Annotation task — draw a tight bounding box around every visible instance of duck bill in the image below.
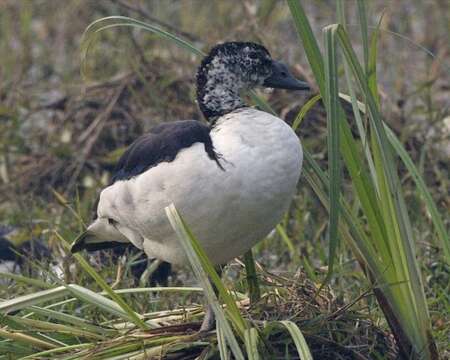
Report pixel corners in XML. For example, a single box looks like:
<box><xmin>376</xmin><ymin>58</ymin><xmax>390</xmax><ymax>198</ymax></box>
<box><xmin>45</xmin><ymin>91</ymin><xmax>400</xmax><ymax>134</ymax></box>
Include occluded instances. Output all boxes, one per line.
<box><xmin>263</xmin><ymin>60</ymin><xmax>310</xmax><ymax>91</ymax></box>
<box><xmin>70</xmin><ymin>219</ymin><xmax>128</xmax><ymax>253</ymax></box>
<box><xmin>70</xmin><ymin>229</ymin><xmax>127</xmax><ymax>252</ymax></box>
<box><xmin>70</xmin><ymin>230</ymin><xmax>92</xmax><ymax>253</ymax></box>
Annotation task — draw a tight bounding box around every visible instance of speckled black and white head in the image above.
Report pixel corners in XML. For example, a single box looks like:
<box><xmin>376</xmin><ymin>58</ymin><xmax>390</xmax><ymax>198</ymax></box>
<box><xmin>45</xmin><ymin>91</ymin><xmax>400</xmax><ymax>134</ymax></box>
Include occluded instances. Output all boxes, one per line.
<box><xmin>196</xmin><ymin>41</ymin><xmax>309</xmax><ymax>121</ymax></box>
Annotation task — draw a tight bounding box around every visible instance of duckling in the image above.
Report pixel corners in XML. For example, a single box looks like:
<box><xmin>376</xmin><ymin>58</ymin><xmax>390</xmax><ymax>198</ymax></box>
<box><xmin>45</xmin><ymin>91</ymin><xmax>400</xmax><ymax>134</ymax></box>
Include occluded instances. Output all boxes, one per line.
<box><xmin>71</xmin><ymin>42</ymin><xmax>309</xmax><ymax>331</ymax></box>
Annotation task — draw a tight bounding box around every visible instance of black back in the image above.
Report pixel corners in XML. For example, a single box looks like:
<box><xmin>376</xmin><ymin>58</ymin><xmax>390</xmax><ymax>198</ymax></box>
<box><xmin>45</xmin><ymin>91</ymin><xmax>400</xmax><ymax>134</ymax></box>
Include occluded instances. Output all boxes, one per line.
<box><xmin>111</xmin><ymin>120</ymin><xmax>223</xmax><ymax>183</ymax></box>
<box><xmin>85</xmin><ymin>120</ymin><xmax>223</xmax><ymax>283</ymax></box>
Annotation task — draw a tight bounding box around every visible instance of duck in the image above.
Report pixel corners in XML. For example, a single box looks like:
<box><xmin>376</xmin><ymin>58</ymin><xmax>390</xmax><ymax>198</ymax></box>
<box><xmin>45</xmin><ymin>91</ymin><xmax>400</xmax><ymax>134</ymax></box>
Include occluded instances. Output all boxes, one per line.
<box><xmin>71</xmin><ymin>41</ymin><xmax>309</xmax><ymax>330</ymax></box>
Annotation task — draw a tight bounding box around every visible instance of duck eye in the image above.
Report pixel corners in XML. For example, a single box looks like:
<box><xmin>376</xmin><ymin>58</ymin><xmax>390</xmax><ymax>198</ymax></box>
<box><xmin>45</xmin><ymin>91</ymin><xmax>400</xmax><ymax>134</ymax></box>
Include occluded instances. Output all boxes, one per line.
<box><xmin>108</xmin><ymin>218</ymin><xmax>117</xmax><ymax>225</ymax></box>
<box><xmin>281</xmin><ymin>71</ymin><xmax>287</xmax><ymax>77</ymax></box>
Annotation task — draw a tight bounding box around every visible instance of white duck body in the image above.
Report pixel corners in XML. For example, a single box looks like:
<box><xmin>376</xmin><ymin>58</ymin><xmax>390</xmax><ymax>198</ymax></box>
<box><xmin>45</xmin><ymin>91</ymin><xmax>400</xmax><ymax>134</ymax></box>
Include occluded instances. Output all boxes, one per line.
<box><xmin>94</xmin><ymin>108</ymin><xmax>302</xmax><ymax>265</ymax></box>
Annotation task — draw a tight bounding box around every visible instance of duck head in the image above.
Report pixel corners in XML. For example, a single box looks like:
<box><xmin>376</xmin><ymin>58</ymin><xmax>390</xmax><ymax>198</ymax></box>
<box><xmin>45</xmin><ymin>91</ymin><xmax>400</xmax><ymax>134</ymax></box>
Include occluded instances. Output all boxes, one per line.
<box><xmin>196</xmin><ymin>42</ymin><xmax>309</xmax><ymax>121</ymax></box>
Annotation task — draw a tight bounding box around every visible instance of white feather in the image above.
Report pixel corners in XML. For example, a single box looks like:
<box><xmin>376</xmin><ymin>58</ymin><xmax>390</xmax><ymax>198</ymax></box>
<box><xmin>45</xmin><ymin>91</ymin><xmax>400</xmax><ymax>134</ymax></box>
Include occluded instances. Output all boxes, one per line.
<box><xmin>95</xmin><ymin>108</ymin><xmax>302</xmax><ymax>265</ymax></box>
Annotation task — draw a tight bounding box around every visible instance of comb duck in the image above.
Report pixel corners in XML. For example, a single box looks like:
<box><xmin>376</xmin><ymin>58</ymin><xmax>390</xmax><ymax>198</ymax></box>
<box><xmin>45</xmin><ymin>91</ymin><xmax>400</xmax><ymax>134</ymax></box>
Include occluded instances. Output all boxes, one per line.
<box><xmin>71</xmin><ymin>41</ymin><xmax>309</xmax><ymax>330</ymax></box>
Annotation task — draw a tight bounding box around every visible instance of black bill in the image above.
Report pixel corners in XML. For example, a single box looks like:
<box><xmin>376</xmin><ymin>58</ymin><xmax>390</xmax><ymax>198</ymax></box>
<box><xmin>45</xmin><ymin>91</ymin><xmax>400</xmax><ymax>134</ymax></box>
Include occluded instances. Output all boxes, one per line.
<box><xmin>263</xmin><ymin>60</ymin><xmax>310</xmax><ymax>91</ymax></box>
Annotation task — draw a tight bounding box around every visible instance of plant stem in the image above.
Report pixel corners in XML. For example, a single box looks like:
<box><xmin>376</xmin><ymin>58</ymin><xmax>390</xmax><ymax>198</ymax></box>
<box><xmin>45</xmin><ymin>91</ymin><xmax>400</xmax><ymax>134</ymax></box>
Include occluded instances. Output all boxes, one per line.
<box><xmin>243</xmin><ymin>249</ymin><xmax>260</xmax><ymax>304</ymax></box>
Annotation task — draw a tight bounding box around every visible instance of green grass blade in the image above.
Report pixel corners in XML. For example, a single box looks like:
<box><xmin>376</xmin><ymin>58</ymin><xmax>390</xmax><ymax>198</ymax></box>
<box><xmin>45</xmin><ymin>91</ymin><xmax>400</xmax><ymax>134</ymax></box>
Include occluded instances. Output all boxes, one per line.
<box><xmin>27</xmin><ymin>306</ymin><xmax>114</xmax><ymax>336</ymax></box>
<box><xmin>5</xmin><ymin>315</ymin><xmax>104</xmax><ymax>340</ymax></box>
<box><xmin>244</xmin><ymin>328</ymin><xmax>260</xmax><ymax>360</ymax></box>
<box><xmin>275</xmin><ymin>224</ymin><xmax>296</xmax><ymax>258</ymax></box>
<box><xmin>368</xmin><ymin>13</ymin><xmax>383</xmax><ymax>106</ymax></box>
<box><xmin>303</xmin><ymin>153</ymin><xmax>394</xmax><ymax>295</ymax></box>
<box><xmin>288</xmin><ymin>0</ymin><xmax>390</xmax><ymax>276</ymax></box>
<box><xmin>19</xmin><ymin>343</ymin><xmax>92</xmax><ymax>360</ymax></box>
<box><xmin>356</xmin><ymin>0</ymin><xmax>369</xmax><ymax>73</ymax></box>
<box><xmin>0</xmin><ymin>272</ymin><xmax>55</xmax><ymax>289</ymax></box>
<box><xmin>0</xmin><ymin>286</ymin><xmax>69</xmax><ymax>314</ymax></box>
<box><xmin>337</xmin><ymin>92</ymin><xmax>449</xmax><ymax>263</ymax></box>
<box><xmin>289</xmin><ymin>0</ymin><xmax>345</xmax><ymax>287</ymax></box>
<box><xmin>335</xmin><ymin>25</ymin><xmax>396</xmax><ymax>189</ymax></box>
<box><xmin>165</xmin><ymin>204</ymin><xmax>245</xmax><ymax>360</ymax></box>
<box><xmin>338</xmin><ymin>22</ymin><xmax>428</xmax><ymax>287</ymax></box>
<box><xmin>385</xmin><ymin>127</ymin><xmax>449</xmax><ymax>263</ymax></box>
<box><xmin>59</xmin><ymin>232</ymin><xmax>149</xmax><ymax>330</ymax></box>
<box><xmin>217</xmin><ymin>324</ymin><xmax>230</xmax><ymax>360</ymax></box>
<box><xmin>243</xmin><ymin>250</ymin><xmax>260</xmax><ymax>304</ymax></box>
<box><xmin>81</xmin><ymin>16</ymin><xmax>204</xmax><ymax>79</ymax></box>
<box><xmin>338</xmin><ymin>2</ymin><xmax>378</xmax><ymax>186</ymax></box>
<box><xmin>65</xmin><ymin>284</ymin><xmax>146</xmax><ymax>325</ymax></box>
<box><xmin>322</xmin><ymin>24</ymin><xmax>342</xmax><ymax>283</ymax></box>
<box><xmin>249</xmin><ymin>91</ymin><xmax>277</xmax><ymax>115</ymax></box>
<box><xmin>0</xmin><ymin>328</ymin><xmax>57</xmax><ymax>350</ymax></box>
<box><xmin>335</xmin><ymin>22</ymin><xmax>436</xmax><ymax>358</ymax></box>
<box><xmin>289</xmin><ymin>3</ymin><xmax>387</xmax><ymax>249</ymax></box>
<box><xmin>165</xmin><ymin>204</ymin><xmax>247</xmax><ymax>335</ymax></box>
<box><xmin>265</xmin><ymin>321</ymin><xmax>312</xmax><ymax>360</ymax></box>
<box><xmin>104</xmin><ymin>286</ymin><xmax>203</xmax><ymax>294</ymax></box>
<box><xmin>286</xmin><ymin>0</ymin><xmax>325</xmax><ymax>92</ymax></box>
<box><xmin>291</xmin><ymin>93</ymin><xmax>322</xmax><ymax>131</ymax></box>
<box><xmin>279</xmin><ymin>321</ymin><xmax>313</xmax><ymax>360</ymax></box>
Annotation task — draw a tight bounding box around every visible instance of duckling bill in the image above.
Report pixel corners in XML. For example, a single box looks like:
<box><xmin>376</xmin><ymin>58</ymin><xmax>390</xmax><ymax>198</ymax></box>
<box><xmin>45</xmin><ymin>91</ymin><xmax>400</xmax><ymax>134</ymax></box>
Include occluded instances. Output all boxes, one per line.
<box><xmin>71</xmin><ymin>41</ymin><xmax>309</xmax><ymax>331</ymax></box>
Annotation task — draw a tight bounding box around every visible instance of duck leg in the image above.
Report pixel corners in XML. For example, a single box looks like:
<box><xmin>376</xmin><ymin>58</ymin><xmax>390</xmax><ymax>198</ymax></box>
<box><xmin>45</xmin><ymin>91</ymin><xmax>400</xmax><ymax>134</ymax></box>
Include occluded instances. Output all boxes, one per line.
<box><xmin>199</xmin><ymin>266</ymin><xmax>223</xmax><ymax>332</ymax></box>
<box><xmin>199</xmin><ymin>304</ymin><xmax>216</xmax><ymax>332</ymax></box>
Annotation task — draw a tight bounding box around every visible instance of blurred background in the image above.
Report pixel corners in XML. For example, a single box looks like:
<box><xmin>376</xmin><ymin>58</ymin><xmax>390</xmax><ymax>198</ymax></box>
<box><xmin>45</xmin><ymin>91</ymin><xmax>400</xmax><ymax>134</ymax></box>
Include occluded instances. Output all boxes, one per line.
<box><xmin>0</xmin><ymin>0</ymin><xmax>448</xmax><ymax>355</ymax></box>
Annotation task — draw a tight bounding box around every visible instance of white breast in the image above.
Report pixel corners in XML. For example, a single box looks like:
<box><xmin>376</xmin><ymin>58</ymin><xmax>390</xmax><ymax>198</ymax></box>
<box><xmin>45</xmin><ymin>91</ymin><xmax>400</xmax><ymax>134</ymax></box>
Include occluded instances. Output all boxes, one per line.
<box><xmin>98</xmin><ymin>108</ymin><xmax>302</xmax><ymax>265</ymax></box>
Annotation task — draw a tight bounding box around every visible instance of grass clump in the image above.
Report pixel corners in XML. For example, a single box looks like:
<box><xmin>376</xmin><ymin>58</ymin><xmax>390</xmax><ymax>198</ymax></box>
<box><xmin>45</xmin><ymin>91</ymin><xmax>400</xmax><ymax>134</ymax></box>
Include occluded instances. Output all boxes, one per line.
<box><xmin>0</xmin><ymin>260</ymin><xmax>397</xmax><ymax>359</ymax></box>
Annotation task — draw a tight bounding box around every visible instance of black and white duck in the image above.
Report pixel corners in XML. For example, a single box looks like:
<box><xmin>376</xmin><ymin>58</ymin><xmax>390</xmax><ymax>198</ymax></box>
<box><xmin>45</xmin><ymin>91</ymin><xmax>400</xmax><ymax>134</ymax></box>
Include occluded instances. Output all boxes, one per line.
<box><xmin>71</xmin><ymin>41</ymin><xmax>309</xmax><ymax>330</ymax></box>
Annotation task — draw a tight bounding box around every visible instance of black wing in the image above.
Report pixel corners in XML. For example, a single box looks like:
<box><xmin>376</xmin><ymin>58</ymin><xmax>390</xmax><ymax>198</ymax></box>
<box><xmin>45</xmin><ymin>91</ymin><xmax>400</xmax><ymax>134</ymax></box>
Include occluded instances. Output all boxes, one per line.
<box><xmin>111</xmin><ymin>120</ymin><xmax>223</xmax><ymax>183</ymax></box>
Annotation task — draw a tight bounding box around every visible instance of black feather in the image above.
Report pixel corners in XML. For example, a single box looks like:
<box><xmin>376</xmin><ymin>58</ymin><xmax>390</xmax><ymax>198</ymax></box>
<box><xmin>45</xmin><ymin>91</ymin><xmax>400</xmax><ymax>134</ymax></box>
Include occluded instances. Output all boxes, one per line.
<box><xmin>111</xmin><ymin>120</ymin><xmax>223</xmax><ymax>183</ymax></box>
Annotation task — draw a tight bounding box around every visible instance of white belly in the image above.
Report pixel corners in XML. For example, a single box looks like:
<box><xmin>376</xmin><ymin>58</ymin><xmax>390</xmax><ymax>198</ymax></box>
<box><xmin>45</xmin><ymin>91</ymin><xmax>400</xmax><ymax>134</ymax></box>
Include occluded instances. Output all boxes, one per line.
<box><xmin>98</xmin><ymin>108</ymin><xmax>302</xmax><ymax>265</ymax></box>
